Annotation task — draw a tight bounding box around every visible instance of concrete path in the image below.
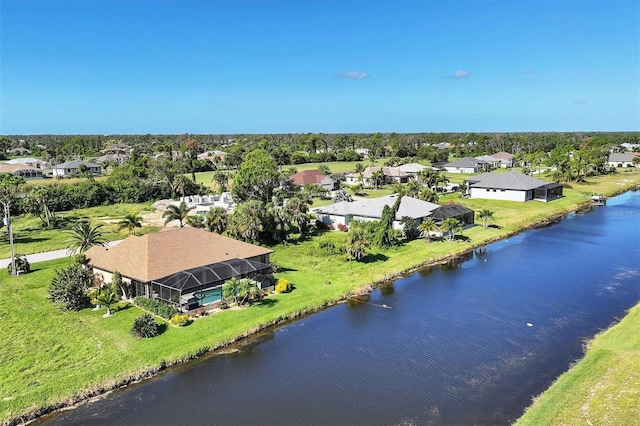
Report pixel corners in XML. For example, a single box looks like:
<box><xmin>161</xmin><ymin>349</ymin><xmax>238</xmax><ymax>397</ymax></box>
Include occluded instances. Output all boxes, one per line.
<box><xmin>0</xmin><ymin>240</ymin><xmax>123</xmax><ymax>269</ymax></box>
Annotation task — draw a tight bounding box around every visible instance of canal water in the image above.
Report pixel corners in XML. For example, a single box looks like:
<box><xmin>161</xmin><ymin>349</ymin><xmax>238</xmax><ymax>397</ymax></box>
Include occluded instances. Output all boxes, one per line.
<box><xmin>39</xmin><ymin>191</ymin><xmax>640</xmax><ymax>426</ymax></box>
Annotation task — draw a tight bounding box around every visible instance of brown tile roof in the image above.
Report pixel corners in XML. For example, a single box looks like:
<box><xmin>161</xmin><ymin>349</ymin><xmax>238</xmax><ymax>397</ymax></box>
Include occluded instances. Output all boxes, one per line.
<box><xmin>0</xmin><ymin>164</ymin><xmax>38</xmax><ymax>173</ymax></box>
<box><xmin>288</xmin><ymin>169</ymin><xmax>326</xmax><ymax>185</ymax></box>
<box><xmin>85</xmin><ymin>227</ymin><xmax>273</xmax><ymax>282</ymax></box>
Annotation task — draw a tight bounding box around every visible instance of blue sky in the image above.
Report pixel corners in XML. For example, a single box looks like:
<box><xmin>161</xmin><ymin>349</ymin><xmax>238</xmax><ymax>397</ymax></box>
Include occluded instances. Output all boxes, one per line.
<box><xmin>1</xmin><ymin>0</ymin><xmax>638</xmax><ymax>134</ymax></box>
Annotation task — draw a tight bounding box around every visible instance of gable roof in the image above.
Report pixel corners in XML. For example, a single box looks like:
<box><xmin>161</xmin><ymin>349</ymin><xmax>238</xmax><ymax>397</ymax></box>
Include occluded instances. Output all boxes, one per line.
<box><xmin>397</xmin><ymin>163</ymin><xmax>428</xmax><ymax>173</ymax></box>
<box><xmin>467</xmin><ymin>171</ymin><xmax>553</xmax><ymax>190</ymax></box>
<box><xmin>316</xmin><ymin>194</ymin><xmax>440</xmax><ymax>220</ymax></box>
<box><xmin>288</xmin><ymin>169</ymin><xmax>331</xmax><ymax>185</ymax></box>
<box><xmin>85</xmin><ymin>227</ymin><xmax>273</xmax><ymax>282</ymax></box>
<box><xmin>444</xmin><ymin>157</ymin><xmax>489</xmax><ymax>168</ymax></box>
<box><xmin>492</xmin><ymin>152</ymin><xmax>514</xmax><ymax>160</ymax></box>
<box><xmin>608</xmin><ymin>153</ymin><xmax>636</xmax><ymax>162</ymax></box>
<box><xmin>0</xmin><ymin>164</ymin><xmax>39</xmax><ymax>173</ymax></box>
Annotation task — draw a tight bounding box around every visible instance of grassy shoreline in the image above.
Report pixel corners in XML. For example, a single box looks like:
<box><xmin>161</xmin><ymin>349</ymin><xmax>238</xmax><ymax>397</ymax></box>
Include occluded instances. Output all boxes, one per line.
<box><xmin>2</xmin><ymin>171</ymin><xmax>639</xmax><ymax>426</ymax></box>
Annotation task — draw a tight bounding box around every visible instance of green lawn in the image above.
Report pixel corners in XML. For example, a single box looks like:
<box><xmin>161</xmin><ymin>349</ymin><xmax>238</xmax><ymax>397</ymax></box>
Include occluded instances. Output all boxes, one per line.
<box><xmin>1</xmin><ymin>170</ymin><xmax>639</xmax><ymax>424</ymax></box>
<box><xmin>516</xmin><ymin>303</ymin><xmax>640</xmax><ymax>426</ymax></box>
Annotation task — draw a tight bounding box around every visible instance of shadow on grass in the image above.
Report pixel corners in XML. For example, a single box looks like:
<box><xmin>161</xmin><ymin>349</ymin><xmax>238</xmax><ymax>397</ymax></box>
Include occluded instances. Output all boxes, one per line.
<box><xmin>13</xmin><ymin>236</ymin><xmax>49</xmax><ymax>244</ymax></box>
<box><xmin>157</xmin><ymin>323</ymin><xmax>169</xmax><ymax>335</ymax></box>
<box><xmin>253</xmin><ymin>298</ymin><xmax>279</xmax><ymax>308</ymax></box>
<box><xmin>360</xmin><ymin>253</ymin><xmax>389</xmax><ymax>264</ymax></box>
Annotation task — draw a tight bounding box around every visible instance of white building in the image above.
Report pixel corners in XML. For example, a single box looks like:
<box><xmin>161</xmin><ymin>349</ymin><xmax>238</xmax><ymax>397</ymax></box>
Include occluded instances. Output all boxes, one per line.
<box><xmin>466</xmin><ymin>171</ymin><xmax>563</xmax><ymax>202</ymax></box>
<box><xmin>52</xmin><ymin>160</ymin><xmax>102</xmax><ymax>177</ymax></box>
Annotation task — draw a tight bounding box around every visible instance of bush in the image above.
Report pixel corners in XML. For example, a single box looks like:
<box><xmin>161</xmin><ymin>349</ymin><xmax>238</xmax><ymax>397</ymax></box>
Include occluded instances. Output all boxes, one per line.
<box><xmin>170</xmin><ymin>314</ymin><xmax>190</xmax><ymax>327</ymax></box>
<box><xmin>134</xmin><ymin>297</ymin><xmax>179</xmax><ymax>319</ymax></box>
<box><xmin>131</xmin><ymin>313</ymin><xmax>159</xmax><ymax>338</ymax></box>
<box><xmin>275</xmin><ymin>278</ymin><xmax>292</xmax><ymax>294</ymax></box>
<box><xmin>48</xmin><ymin>264</ymin><xmax>92</xmax><ymax>311</ymax></box>
<box><xmin>337</xmin><ymin>223</ymin><xmax>348</xmax><ymax>232</ymax></box>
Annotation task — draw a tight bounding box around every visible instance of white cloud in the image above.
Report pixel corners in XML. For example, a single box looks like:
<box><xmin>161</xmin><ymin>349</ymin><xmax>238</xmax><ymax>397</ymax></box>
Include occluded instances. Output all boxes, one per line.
<box><xmin>444</xmin><ymin>70</ymin><xmax>470</xmax><ymax>79</ymax></box>
<box><xmin>336</xmin><ymin>71</ymin><xmax>369</xmax><ymax>79</ymax></box>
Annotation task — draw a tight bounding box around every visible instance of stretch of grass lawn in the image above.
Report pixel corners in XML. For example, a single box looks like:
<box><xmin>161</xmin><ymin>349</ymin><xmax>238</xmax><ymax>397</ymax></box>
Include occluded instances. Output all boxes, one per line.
<box><xmin>1</xmin><ymin>171</ymin><xmax>639</xmax><ymax>424</ymax></box>
<box><xmin>516</xmin><ymin>302</ymin><xmax>640</xmax><ymax>426</ymax></box>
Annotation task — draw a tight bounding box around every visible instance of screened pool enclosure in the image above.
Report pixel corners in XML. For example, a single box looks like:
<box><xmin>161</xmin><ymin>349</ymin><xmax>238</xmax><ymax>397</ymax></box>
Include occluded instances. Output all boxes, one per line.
<box><xmin>134</xmin><ymin>258</ymin><xmax>272</xmax><ymax>311</ymax></box>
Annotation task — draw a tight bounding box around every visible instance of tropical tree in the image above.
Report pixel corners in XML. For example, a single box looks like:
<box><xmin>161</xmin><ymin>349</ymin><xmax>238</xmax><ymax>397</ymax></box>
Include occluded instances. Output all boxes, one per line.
<box><xmin>22</xmin><ymin>186</ymin><xmax>56</xmax><ymax>229</ymax></box>
<box><xmin>212</xmin><ymin>171</ymin><xmax>230</xmax><ymax>193</ymax></box>
<box><xmin>237</xmin><ymin>278</ymin><xmax>260</xmax><ymax>305</ymax></box>
<box><xmin>95</xmin><ymin>284</ymin><xmax>120</xmax><ymax>316</ymax></box>
<box><xmin>269</xmin><ymin>205</ymin><xmax>291</xmax><ymax>243</ymax></box>
<box><xmin>173</xmin><ymin>174</ymin><xmax>191</xmax><ymax>199</ymax></box>
<box><xmin>118</xmin><ymin>213</ymin><xmax>143</xmax><ymax>235</ymax></box>
<box><xmin>185</xmin><ymin>214</ymin><xmax>205</xmax><ymax>228</ymax></box>
<box><xmin>441</xmin><ymin>217</ymin><xmax>462</xmax><ymax>241</ymax></box>
<box><xmin>222</xmin><ymin>277</ymin><xmax>241</xmax><ymax>305</ymax></box>
<box><xmin>346</xmin><ymin>225</ymin><xmax>368</xmax><ymax>261</ymax></box>
<box><xmin>418</xmin><ymin>218</ymin><xmax>438</xmax><ymax>243</ymax></box>
<box><xmin>371</xmin><ymin>169</ymin><xmax>385</xmax><ymax>189</ymax></box>
<box><xmin>403</xmin><ymin>179</ymin><xmax>422</xmax><ymax>198</ymax></box>
<box><xmin>205</xmin><ymin>207</ymin><xmax>228</xmax><ymax>234</ymax></box>
<box><xmin>400</xmin><ymin>216</ymin><xmax>417</xmax><ymax>240</ymax></box>
<box><xmin>286</xmin><ymin>194</ymin><xmax>311</xmax><ymax>236</ymax></box>
<box><xmin>477</xmin><ymin>208</ymin><xmax>495</xmax><ymax>229</ymax></box>
<box><xmin>162</xmin><ymin>201</ymin><xmax>195</xmax><ymax>227</ymax></box>
<box><xmin>354</xmin><ymin>162</ymin><xmax>365</xmax><ymax>184</ymax></box>
<box><xmin>227</xmin><ymin>200</ymin><xmax>265</xmax><ymax>242</ymax></box>
<box><xmin>66</xmin><ymin>221</ymin><xmax>109</xmax><ymax>255</ymax></box>
<box><xmin>231</xmin><ymin>149</ymin><xmax>282</xmax><ymax>203</ymax></box>
<box><xmin>418</xmin><ymin>187</ymin><xmax>439</xmax><ymax>203</ymax></box>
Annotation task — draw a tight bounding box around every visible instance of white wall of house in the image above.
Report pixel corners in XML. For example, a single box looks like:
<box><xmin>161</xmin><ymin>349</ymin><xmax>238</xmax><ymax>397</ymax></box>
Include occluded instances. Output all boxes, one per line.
<box><xmin>444</xmin><ymin>166</ymin><xmax>477</xmax><ymax>174</ymax></box>
<box><xmin>469</xmin><ymin>187</ymin><xmax>529</xmax><ymax>202</ymax></box>
<box><xmin>91</xmin><ymin>267</ymin><xmax>133</xmax><ymax>287</ymax></box>
<box><xmin>608</xmin><ymin>160</ymin><xmax>636</xmax><ymax>168</ymax></box>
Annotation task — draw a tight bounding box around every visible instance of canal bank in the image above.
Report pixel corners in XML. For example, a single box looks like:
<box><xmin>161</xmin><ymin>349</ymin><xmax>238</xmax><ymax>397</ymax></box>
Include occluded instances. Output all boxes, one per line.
<box><xmin>5</xmin><ymin>176</ymin><xmax>640</xmax><ymax>426</ymax></box>
<box><xmin>34</xmin><ymin>188</ymin><xmax>640</xmax><ymax>425</ymax></box>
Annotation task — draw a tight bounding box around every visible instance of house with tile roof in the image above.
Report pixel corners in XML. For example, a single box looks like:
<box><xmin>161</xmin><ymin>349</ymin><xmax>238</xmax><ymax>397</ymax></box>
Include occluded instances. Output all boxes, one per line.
<box><xmin>0</xmin><ymin>164</ymin><xmax>43</xmax><ymax>179</ymax></box>
<box><xmin>288</xmin><ymin>169</ymin><xmax>336</xmax><ymax>191</ymax></box>
<box><xmin>344</xmin><ymin>166</ymin><xmax>410</xmax><ymax>186</ymax></box>
<box><xmin>85</xmin><ymin>227</ymin><xmax>273</xmax><ymax>311</ymax></box>
<box><xmin>443</xmin><ymin>157</ymin><xmax>491</xmax><ymax>173</ymax></box>
<box><xmin>608</xmin><ymin>153</ymin><xmax>640</xmax><ymax>168</ymax></box>
<box><xmin>465</xmin><ymin>171</ymin><xmax>563</xmax><ymax>202</ymax></box>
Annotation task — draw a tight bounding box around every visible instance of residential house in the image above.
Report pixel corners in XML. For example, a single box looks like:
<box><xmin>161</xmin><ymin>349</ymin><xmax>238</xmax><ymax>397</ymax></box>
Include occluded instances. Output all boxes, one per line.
<box><xmin>443</xmin><ymin>157</ymin><xmax>491</xmax><ymax>174</ymax></box>
<box><xmin>315</xmin><ymin>194</ymin><xmax>440</xmax><ymax>230</ymax></box>
<box><xmin>85</xmin><ymin>227</ymin><xmax>273</xmax><ymax>311</ymax></box>
<box><xmin>397</xmin><ymin>163</ymin><xmax>428</xmax><ymax>175</ymax></box>
<box><xmin>93</xmin><ymin>153</ymin><xmax>130</xmax><ymax>166</ymax></box>
<box><xmin>52</xmin><ymin>160</ymin><xmax>102</xmax><ymax>177</ymax></box>
<box><xmin>465</xmin><ymin>171</ymin><xmax>563</xmax><ymax>202</ymax></box>
<box><xmin>6</xmin><ymin>157</ymin><xmax>50</xmax><ymax>169</ymax></box>
<box><xmin>288</xmin><ymin>169</ymin><xmax>336</xmax><ymax>191</ymax></box>
<box><xmin>0</xmin><ymin>164</ymin><xmax>43</xmax><ymax>179</ymax></box>
<box><xmin>491</xmin><ymin>152</ymin><xmax>515</xmax><ymax>168</ymax></box>
<box><xmin>608</xmin><ymin>153</ymin><xmax>639</xmax><ymax>168</ymax></box>
<box><xmin>344</xmin><ymin>166</ymin><xmax>410</xmax><ymax>186</ymax></box>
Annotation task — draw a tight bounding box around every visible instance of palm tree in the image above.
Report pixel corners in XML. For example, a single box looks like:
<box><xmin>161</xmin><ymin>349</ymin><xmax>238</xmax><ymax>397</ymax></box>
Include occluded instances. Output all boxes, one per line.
<box><xmin>118</xmin><ymin>213</ymin><xmax>143</xmax><ymax>236</ymax></box>
<box><xmin>371</xmin><ymin>169</ymin><xmax>385</xmax><ymax>189</ymax></box>
<box><xmin>162</xmin><ymin>201</ymin><xmax>195</xmax><ymax>228</ymax></box>
<box><xmin>418</xmin><ymin>218</ymin><xmax>438</xmax><ymax>243</ymax></box>
<box><xmin>477</xmin><ymin>208</ymin><xmax>495</xmax><ymax>229</ymax></box>
<box><xmin>66</xmin><ymin>221</ymin><xmax>109</xmax><ymax>255</ymax></box>
<box><xmin>173</xmin><ymin>174</ymin><xmax>191</xmax><ymax>199</ymax></box>
<box><xmin>441</xmin><ymin>217</ymin><xmax>462</xmax><ymax>241</ymax></box>
<box><xmin>222</xmin><ymin>277</ymin><xmax>241</xmax><ymax>305</ymax></box>
<box><xmin>237</xmin><ymin>278</ymin><xmax>260</xmax><ymax>305</ymax></box>
<box><xmin>96</xmin><ymin>286</ymin><xmax>120</xmax><ymax>316</ymax></box>
<box><xmin>354</xmin><ymin>162</ymin><xmax>365</xmax><ymax>185</ymax></box>
<box><xmin>346</xmin><ymin>226</ymin><xmax>368</xmax><ymax>261</ymax></box>
<box><xmin>205</xmin><ymin>207</ymin><xmax>228</xmax><ymax>234</ymax></box>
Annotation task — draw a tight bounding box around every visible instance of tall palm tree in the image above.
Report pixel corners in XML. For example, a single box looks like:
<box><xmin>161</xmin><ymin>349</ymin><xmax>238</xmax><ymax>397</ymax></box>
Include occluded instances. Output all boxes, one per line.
<box><xmin>162</xmin><ymin>201</ymin><xmax>195</xmax><ymax>228</ymax></box>
<box><xmin>441</xmin><ymin>218</ymin><xmax>462</xmax><ymax>241</ymax></box>
<box><xmin>418</xmin><ymin>218</ymin><xmax>438</xmax><ymax>243</ymax></box>
<box><xmin>477</xmin><ymin>208</ymin><xmax>495</xmax><ymax>229</ymax></box>
<box><xmin>66</xmin><ymin>221</ymin><xmax>109</xmax><ymax>255</ymax></box>
<box><xmin>371</xmin><ymin>169</ymin><xmax>385</xmax><ymax>189</ymax></box>
<box><xmin>118</xmin><ymin>213</ymin><xmax>143</xmax><ymax>236</ymax></box>
<box><xmin>222</xmin><ymin>277</ymin><xmax>241</xmax><ymax>305</ymax></box>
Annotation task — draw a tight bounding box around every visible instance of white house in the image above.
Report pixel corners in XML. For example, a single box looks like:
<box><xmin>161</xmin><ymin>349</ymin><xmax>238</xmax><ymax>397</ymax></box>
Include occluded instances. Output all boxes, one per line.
<box><xmin>443</xmin><ymin>157</ymin><xmax>491</xmax><ymax>174</ymax></box>
<box><xmin>608</xmin><ymin>153</ymin><xmax>639</xmax><ymax>168</ymax></box>
<box><xmin>6</xmin><ymin>157</ymin><xmax>50</xmax><ymax>170</ymax></box>
<box><xmin>315</xmin><ymin>194</ymin><xmax>440</xmax><ymax>230</ymax></box>
<box><xmin>466</xmin><ymin>171</ymin><xmax>563</xmax><ymax>202</ymax></box>
<box><xmin>288</xmin><ymin>169</ymin><xmax>336</xmax><ymax>191</ymax></box>
<box><xmin>52</xmin><ymin>160</ymin><xmax>102</xmax><ymax>177</ymax></box>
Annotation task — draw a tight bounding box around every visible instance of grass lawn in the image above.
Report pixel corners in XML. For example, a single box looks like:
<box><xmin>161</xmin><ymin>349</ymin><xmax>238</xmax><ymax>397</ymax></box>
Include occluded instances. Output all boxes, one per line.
<box><xmin>0</xmin><ymin>203</ymin><xmax>159</xmax><ymax>259</ymax></box>
<box><xmin>1</xmin><ymin>170</ymin><xmax>639</xmax><ymax>424</ymax></box>
<box><xmin>516</xmin><ymin>303</ymin><xmax>640</xmax><ymax>426</ymax></box>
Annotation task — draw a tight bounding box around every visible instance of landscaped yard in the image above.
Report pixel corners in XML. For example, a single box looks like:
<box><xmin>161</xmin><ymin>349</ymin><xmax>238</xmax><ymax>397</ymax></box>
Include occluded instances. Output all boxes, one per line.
<box><xmin>1</xmin><ymin>170</ymin><xmax>639</xmax><ymax>424</ymax></box>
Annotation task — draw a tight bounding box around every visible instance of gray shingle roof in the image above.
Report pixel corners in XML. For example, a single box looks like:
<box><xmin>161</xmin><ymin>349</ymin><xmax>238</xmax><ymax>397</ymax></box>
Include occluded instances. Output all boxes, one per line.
<box><xmin>445</xmin><ymin>157</ymin><xmax>489</xmax><ymax>168</ymax></box>
<box><xmin>608</xmin><ymin>153</ymin><xmax>635</xmax><ymax>162</ymax></box>
<box><xmin>467</xmin><ymin>171</ymin><xmax>552</xmax><ymax>190</ymax></box>
<box><xmin>316</xmin><ymin>195</ymin><xmax>440</xmax><ymax>220</ymax></box>
<box><xmin>56</xmin><ymin>160</ymin><xmax>101</xmax><ymax>169</ymax></box>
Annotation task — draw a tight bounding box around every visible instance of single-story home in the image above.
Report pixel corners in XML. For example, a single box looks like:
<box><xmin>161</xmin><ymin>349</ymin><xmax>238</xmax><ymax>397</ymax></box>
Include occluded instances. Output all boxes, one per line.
<box><xmin>491</xmin><ymin>152</ymin><xmax>515</xmax><ymax>168</ymax></box>
<box><xmin>608</xmin><ymin>153</ymin><xmax>639</xmax><ymax>168</ymax></box>
<box><xmin>443</xmin><ymin>157</ymin><xmax>491</xmax><ymax>174</ymax></box>
<box><xmin>397</xmin><ymin>163</ymin><xmax>428</xmax><ymax>175</ymax></box>
<box><xmin>315</xmin><ymin>194</ymin><xmax>440</xmax><ymax>230</ymax></box>
<box><xmin>288</xmin><ymin>169</ymin><xmax>336</xmax><ymax>191</ymax></box>
<box><xmin>6</xmin><ymin>157</ymin><xmax>50</xmax><ymax>169</ymax></box>
<box><xmin>0</xmin><ymin>163</ymin><xmax>43</xmax><ymax>179</ymax></box>
<box><xmin>465</xmin><ymin>171</ymin><xmax>563</xmax><ymax>202</ymax></box>
<box><xmin>92</xmin><ymin>153</ymin><xmax>130</xmax><ymax>165</ymax></box>
<box><xmin>344</xmin><ymin>166</ymin><xmax>410</xmax><ymax>186</ymax></box>
<box><xmin>53</xmin><ymin>160</ymin><xmax>102</xmax><ymax>177</ymax></box>
<box><xmin>85</xmin><ymin>227</ymin><xmax>273</xmax><ymax>311</ymax></box>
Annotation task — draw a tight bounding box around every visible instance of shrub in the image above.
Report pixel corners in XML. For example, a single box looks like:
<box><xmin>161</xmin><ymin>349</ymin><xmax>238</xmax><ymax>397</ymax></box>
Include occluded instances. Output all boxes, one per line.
<box><xmin>48</xmin><ymin>264</ymin><xmax>92</xmax><ymax>311</ymax></box>
<box><xmin>337</xmin><ymin>223</ymin><xmax>348</xmax><ymax>232</ymax></box>
<box><xmin>134</xmin><ymin>297</ymin><xmax>179</xmax><ymax>319</ymax></box>
<box><xmin>170</xmin><ymin>314</ymin><xmax>190</xmax><ymax>327</ymax></box>
<box><xmin>275</xmin><ymin>278</ymin><xmax>292</xmax><ymax>294</ymax></box>
<box><xmin>318</xmin><ymin>240</ymin><xmax>345</xmax><ymax>256</ymax></box>
<box><xmin>131</xmin><ymin>313</ymin><xmax>159</xmax><ymax>338</ymax></box>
